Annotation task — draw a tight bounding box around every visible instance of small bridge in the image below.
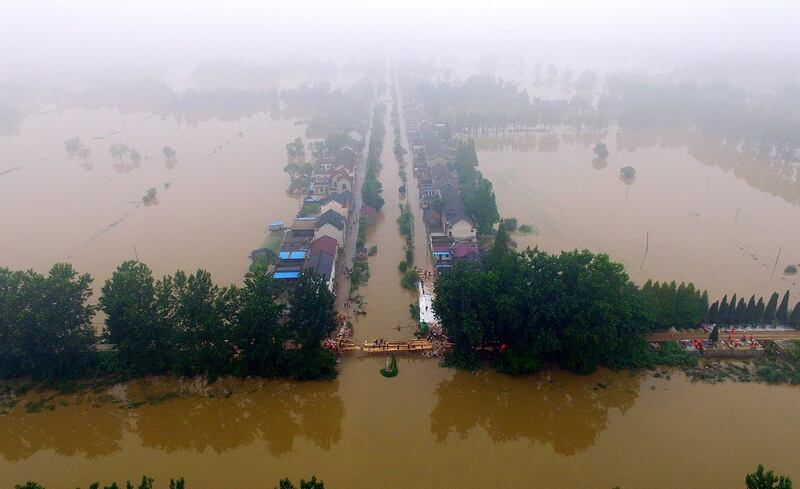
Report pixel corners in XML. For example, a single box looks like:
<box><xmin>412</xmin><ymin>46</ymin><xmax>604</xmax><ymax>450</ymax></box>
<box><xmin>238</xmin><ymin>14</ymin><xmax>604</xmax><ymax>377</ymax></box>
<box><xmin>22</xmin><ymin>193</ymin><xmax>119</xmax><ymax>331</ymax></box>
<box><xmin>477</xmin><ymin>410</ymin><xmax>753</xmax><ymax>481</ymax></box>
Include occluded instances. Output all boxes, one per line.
<box><xmin>337</xmin><ymin>339</ymin><xmax>440</xmax><ymax>354</ymax></box>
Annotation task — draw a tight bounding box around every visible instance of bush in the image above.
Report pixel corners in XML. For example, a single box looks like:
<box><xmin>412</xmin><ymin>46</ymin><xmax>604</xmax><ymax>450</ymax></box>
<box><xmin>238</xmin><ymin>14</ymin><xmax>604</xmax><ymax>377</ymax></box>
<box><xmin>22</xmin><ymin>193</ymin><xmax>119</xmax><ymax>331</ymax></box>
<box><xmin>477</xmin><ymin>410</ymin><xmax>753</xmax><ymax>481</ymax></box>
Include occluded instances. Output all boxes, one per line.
<box><xmin>400</xmin><ymin>269</ymin><xmax>419</xmax><ymax>290</ymax></box>
<box><xmin>409</xmin><ymin>303</ymin><xmax>420</xmax><ymax>321</ymax></box>
<box><xmin>518</xmin><ymin>224</ymin><xmax>537</xmax><ymax>234</ymax></box>
<box><xmin>785</xmin><ymin>265</ymin><xmax>798</xmax><ymax>275</ymax></box>
<box><xmin>398</xmin><ymin>260</ymin><xmax>408</xmax><ymax>272</ymax></box>
<box><xmin>368</xmin><ymin>245</ymin><xmax>378</xmax><ymax>256</ymax></box>
<box><xmin>502</xmin><ymin>218</ymin><xmax>518</xmax><ymax>231</ymax></box>
<box><xmin>653</xmin><ymin>342</ymin><xmax>698</xmax><ymax>367</ymax></box>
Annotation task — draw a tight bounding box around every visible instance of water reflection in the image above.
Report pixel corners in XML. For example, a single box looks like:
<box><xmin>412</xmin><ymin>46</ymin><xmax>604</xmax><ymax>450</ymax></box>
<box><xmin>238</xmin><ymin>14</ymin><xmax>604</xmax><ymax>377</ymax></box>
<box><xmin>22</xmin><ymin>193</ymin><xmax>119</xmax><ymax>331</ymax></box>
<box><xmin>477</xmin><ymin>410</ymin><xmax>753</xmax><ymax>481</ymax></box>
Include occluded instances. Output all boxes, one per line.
<box><xmin>135</xmin><ymin>380</ymin><xmax>343</xmax><ymax>457</ymax></box>
<box><xmin>0</xmin><ymin>378</ymin><xmax>344</xmax><ymax>461</ymax></box>
<box><xmin>430</xmin><ymin>369</ymin><xmax>640</xmax><ymax>456</ymax></box>
<box><xmin>0</xmin><ymin>400</ymin><xmax>126</xmax><ymax>461</ymax></box>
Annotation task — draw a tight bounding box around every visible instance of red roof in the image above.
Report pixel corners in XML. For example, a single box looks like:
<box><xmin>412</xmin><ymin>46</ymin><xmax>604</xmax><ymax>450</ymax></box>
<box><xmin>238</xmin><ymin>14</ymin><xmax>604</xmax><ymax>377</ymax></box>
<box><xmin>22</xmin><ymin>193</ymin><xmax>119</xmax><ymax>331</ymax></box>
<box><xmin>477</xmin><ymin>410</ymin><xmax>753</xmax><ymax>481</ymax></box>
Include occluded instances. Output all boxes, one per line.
<box><xmin>361</xmin><ymin>205</ymin><xmax>378</xmax><ymax>218</ymax></box>
<box><xmin>309</xmin><ymin>235</ymin><xmax>338</xmax><ymax>256</ymax></box>
<box><xmin>453</xmin><ymin>243</ymin><xmax>479</xmax><ymax>258</ymax></box>
<box><xmin>432</xmin><ymin>245</ymin><xmax>451</xmax><ymax>253</ymax></box>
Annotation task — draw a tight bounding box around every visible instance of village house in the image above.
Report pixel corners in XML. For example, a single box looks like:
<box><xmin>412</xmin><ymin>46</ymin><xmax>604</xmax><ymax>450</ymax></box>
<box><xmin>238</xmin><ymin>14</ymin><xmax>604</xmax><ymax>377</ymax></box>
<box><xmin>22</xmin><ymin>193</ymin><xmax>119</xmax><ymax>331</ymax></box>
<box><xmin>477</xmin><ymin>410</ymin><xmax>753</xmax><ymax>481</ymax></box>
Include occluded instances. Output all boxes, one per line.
<box><xmin>305</xmin><ymin>235</ymin><xmax>338</xmax><ymax>291</ymax></box>
<box><xmin>315</xmin><ymin>209</ymin><xmax>346</xmax><ymax>244</ymax></box>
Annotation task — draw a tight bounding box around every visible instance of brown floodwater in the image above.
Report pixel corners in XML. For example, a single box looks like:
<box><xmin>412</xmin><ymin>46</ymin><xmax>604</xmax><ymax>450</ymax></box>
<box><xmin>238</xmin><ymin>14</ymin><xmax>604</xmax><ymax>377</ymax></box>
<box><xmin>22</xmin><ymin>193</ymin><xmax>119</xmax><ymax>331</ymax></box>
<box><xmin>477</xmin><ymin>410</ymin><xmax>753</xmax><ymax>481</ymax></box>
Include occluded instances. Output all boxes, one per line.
<box><xmin>350</xmin><ymin>98</ymin><xmax>416</xmax><ymax>342</ymax></box>
<box><xmin>0</xmin><ymin>108</ymin><xmax>305</xmax><ymax>298</ymax></box>
<box><xmin>1</xmin><ymin>359</ymin><xmax>798</xmax><ymax>489</ymax></box>
<box><xmin>476</xmin><ymin>129</ymin><xmax>800</xmax><ymax>301</ymax></box>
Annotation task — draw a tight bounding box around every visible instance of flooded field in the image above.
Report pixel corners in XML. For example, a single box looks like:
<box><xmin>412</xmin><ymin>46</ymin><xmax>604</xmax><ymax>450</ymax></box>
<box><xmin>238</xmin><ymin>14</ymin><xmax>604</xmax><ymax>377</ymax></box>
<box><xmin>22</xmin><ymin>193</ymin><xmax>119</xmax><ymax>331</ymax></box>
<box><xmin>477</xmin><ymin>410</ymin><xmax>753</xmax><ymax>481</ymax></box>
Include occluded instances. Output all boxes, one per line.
<box><xmin>0</xmin><ymin>108</ymin><xmax>305</xmax><ymax>295</ymax></box>
<box><xmin>477</xmin><ymin>129</ymin><xmax>800</xmax><ymax>300</ymax></box>
<box><xmin>0</xmin><ymin>358</ymin><xmax>798</xmax><ymax>489</ymax></box>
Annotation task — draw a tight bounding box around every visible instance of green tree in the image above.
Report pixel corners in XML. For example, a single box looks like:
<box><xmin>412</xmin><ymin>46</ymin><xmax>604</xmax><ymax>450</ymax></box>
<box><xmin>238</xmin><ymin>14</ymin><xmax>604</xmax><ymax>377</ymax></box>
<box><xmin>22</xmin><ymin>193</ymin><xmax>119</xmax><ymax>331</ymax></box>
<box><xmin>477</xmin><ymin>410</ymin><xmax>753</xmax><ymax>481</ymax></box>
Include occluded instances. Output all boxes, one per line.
<box><xmin>164</xmin><ymin>270</ymin><xmax>239</xmax><ymax>378</ymax></box>
<box><xmin>463</xmin><ymin>177</ymin><xmax>500</xmax><ymax>234</ymax></box>
<box><xmin>734</xmin><ymin>297</ymin><xmax>747</xmax><ymax>324</ymax></box>
<box><xmin>11</xmin><ymin>264</ymin><xmax>97</xmax><ymax>379</ymax></box>
<box><xmin>593</xmin><ymin>142</ymin><xmax>609</xmax><ymax>160</ymax></box>
<box><xmin>764</xmin><ymin>292</ymin><xmax>780</xmax><ymax>323</ymax></box>
<box><xmin>729</xmin><ymin>294</ymin><xmax>738</xmax><ymax>324</ymax></box>
<box><xmin>231</xmin><ymin>265</ymin><xmax>286</xmax><ymax>376</ymax></box>
<box><xmin>789</xmin><ymin>301</ymin><xmax>800</xmax><ymax>329</ymax></box>
<box><xmin>709</xmin><ymin>325</ymin><xmax>719</xmax><ymax>342</ymax></box>
<box><xmin>745</xmin><ymin>295</ymin><xmax>757</xmax><ymax>324</ymax></box>
<box><xmin>285</xmin><ymin>270</ymin><xmax>338</xmax><ymax>379</ymax></box>
<box><xmin>288</xmin><ymin>270</ymin><xmax>336</xmax><ymax>349</ymax></box>
<box><xmin>719</xmin><ymin>294</ymin><xmax>730</xmax><ymax>324</ymax></box>
<box><xmin>776</xmin><ymin>291</ymin><xmax>791</xmax><ymax>323</ymax></box>
<box><xmin>707</xmin><ymin>301</ymin><xmax>719</xmax><ymax>323</ymax></box>
<box><xmin>100</xmin><ymin>261</ymin><xmax>169</xmax><ymax>375</ymax></box>
<box><xmin>756</xmin><ymin>297</ymin><xmax>766</xmax><ymax>324</ymax></box>
<box><xmin>745</xmin><ymin>464</ymin><xmax>792</xmax><ymax>489</ymax></box>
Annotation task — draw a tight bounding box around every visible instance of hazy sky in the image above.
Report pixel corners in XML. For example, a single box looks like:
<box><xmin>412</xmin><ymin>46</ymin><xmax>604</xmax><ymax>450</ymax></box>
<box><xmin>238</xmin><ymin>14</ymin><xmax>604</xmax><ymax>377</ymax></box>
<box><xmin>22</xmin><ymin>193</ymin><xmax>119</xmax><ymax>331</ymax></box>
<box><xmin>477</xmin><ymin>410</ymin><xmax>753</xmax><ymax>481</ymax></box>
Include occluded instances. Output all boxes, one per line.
<box><xmin>2</xmin><ymin>0</ymin><xmax>799</xmax><ymax>72</ymax></box>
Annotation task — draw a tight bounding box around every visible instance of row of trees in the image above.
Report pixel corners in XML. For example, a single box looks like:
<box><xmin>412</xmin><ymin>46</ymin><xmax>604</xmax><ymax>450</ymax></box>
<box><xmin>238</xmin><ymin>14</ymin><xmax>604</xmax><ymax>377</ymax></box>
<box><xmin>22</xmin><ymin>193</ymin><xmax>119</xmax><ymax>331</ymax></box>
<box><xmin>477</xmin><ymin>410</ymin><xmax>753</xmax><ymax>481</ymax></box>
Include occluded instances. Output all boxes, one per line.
<box><xmin>0</xmin><ymin>262</ymin><xmax>338</xmax><ymax>381</ymax></box>
<box><xmin>362</xmin><ymin>104</ymin><xmax>386</xmax><ymax>210</ymax></box>
<box><xmin>454</xmin><ymin>140</ymin><xmax>500</xmax><ymax>234</ymax></box>
<box><xmin>708</xmin><ymin>291</ymin><xmax>800</xmax><ymax>327</ymax></box>
<box><xmin>640</xmin><ymin>280</ymin><xmax>709</xmax><ymax>330</ymax></box>
<box><xmin>433</xmin><ymin>228</ymin><xmax>652</xmax><ymax>375</ymax></box>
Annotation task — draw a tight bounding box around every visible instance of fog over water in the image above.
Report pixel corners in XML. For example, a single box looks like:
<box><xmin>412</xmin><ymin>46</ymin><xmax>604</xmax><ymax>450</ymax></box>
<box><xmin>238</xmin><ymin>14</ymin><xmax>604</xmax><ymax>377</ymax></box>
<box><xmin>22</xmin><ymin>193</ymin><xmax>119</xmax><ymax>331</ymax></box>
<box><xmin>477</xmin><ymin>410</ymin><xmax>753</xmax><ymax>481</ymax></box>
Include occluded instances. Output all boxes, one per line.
<box><xmin>2</xmin><ymin>1</ymin><xmax>800</xmax><ymax>488</ymax></box>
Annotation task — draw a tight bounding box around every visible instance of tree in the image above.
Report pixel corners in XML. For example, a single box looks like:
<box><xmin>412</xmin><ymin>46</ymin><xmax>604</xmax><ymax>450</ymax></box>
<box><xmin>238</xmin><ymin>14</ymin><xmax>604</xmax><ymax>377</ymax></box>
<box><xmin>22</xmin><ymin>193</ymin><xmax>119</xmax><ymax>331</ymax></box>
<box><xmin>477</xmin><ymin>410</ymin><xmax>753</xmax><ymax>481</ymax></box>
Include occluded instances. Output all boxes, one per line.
<box><xmin>776</xmin><ymin>291</ymin><xmax>791</xmax><ymax>323</ymax></box>
<box><xmin>719</xmin><ymin>295</ymin><xmax>730</xmax><ymax>323</ymax></box>
<box><xmin>707</xmin><ymin>301</ymin><xmax>719</xmax><ymax>323</ymax></box>
<box><xmin>109</xmin><ymin>143</ymin><xmax>130</xmax><ymax>163</ymax></box>
<box><xmin>745</xmin><ymin>295</ymin><xmax>758</xmax><ymax>324</ymax></box>
<box><xmin>789</xmin><ymin>301</ymin><xmax>800</xmax><ymax>329</ymax></box>
<box><xmin>593</xmin><ymin>142</ymin><xmax>609</xmax><ymax>160</ymax></box>
<box><xmin>231</xmin><ymin>265</ymin><xmax>286</xmax><ymax>376</ymax></box>
<box><xmin>165</xmin><ymin>270</ymin><xmax>239</xmax><ymax>378</ymax></box>
<box><xmin>745</xmin><ymin>464</ymin><xmax>792</xmax><ymax>489</ymax></box>
<box><xmin>764</xmin><ymin>292</ymin><xmax>779</xmax><ymax>323</ymax></box>
<box><xmin>275</xmin><ymin>477</ymin><xmax>324</xmax><ymax>489</ymax></box>
<box><xmin>100</xmin><ymin>261</ymin><xmax>169</xmax><ymax>375</ymax></box>
<box><xmin>7</xmin><ymin>264</ymin><xmax>97</xmax><ymax>379</ymax></box>
<box><xmin>463</xmin><ymin>177</ymin><xmax>500</xmax><ymax>234</ymax></box>
<box><xmin>756</xmin><ymin>297</ymin><xmax>766</xmax><ymax>324</ymax></box>
<box><xmin>734</xmin><ymin>297</ymin><xmax>747</xmax><ymax>324</ymax></box>
<box><xmin>287</xmin><ymin>270</ymin><xmax>336</xmax><ymax>349</ymax></box>
<box><xmin>709</xmin><ymin>325</ymin><xmax>719</xmax><ymax>342</ymax></box>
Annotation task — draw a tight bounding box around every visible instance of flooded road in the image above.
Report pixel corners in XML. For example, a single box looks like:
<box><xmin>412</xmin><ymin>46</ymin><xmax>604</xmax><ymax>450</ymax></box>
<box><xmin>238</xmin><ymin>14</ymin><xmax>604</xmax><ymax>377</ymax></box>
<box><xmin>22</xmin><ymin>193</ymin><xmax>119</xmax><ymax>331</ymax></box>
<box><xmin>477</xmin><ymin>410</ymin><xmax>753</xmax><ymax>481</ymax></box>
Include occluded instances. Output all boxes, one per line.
<box><xmin>1</xmin><ymin>359</ymin><xmax>798</xmax><ymax>489</ymax></box>
<box><xmin>477</xmin><ymin>129</ymin><xmax>800</xmax><ymax>300</ymax></box>
<box><xmin>351</xmin><ymin>102</ymin><xmax>416</xmax><ymax>342</ymax></box>
<box><xmin>0</xmin><ymin>108</ymin><xmax>305</xmax><ymax>294</ymax></box>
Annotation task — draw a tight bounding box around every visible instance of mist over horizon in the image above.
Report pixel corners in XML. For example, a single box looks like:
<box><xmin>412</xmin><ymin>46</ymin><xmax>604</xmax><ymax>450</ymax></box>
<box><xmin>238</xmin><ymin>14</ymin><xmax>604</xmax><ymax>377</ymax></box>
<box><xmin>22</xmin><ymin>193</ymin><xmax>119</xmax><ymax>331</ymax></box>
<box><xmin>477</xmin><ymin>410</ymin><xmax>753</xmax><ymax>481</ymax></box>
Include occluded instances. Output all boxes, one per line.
<box><xmin>2</xmin><ymin>0</ymin><xmax>799</xmax><ymax>85</ymax></box>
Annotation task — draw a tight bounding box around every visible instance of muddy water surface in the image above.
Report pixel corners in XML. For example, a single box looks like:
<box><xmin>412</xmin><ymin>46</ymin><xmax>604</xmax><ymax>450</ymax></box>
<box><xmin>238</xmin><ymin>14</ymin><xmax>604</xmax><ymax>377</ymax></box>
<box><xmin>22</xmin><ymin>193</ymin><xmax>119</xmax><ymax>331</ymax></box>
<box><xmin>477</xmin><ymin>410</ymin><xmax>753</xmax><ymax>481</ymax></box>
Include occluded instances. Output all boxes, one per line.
<box><xmin>1</xmin><ymin>359</ymin><xmax>798</xmax><ymax>489</ymax></box>
<box><xmin>0</xmin><ymin>108</ymin><xmax>305</xmax><ymax>294</ymax></box>
<box><xmin>477</xmin><ymin>129</ymin><xmax>800</xmax><ymax>300</ymax></box>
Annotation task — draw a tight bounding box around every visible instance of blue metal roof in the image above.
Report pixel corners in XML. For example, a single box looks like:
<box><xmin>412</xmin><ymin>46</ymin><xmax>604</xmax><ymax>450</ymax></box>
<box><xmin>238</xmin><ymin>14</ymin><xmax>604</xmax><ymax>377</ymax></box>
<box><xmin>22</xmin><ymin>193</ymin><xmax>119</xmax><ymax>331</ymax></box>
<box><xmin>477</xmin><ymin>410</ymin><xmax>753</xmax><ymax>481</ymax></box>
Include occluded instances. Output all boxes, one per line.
<box><xmin>278</xmin><ymin>250</ymin><xmax>308</xmax><ymax>260</ymax></box>
<box><xmin>274</xmin><ymin>271</ymin><xmax>300</xmax><ymax>279</ymax></box>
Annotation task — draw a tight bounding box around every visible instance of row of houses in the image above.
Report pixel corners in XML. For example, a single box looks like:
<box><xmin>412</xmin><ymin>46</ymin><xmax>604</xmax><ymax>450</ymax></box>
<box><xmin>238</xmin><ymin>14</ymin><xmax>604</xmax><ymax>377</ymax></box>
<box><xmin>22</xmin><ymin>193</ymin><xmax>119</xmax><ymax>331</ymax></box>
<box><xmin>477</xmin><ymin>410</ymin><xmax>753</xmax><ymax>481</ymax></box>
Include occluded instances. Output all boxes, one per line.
<box><xmin>402</xmin><ymin>90</ymin><xmax>480</xmax><ymax>272</ymax></box>
<box><xmin>272</xmin><ymin>140</ymin><xmax>361</xmax><ymax>291</ymax></box>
